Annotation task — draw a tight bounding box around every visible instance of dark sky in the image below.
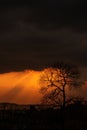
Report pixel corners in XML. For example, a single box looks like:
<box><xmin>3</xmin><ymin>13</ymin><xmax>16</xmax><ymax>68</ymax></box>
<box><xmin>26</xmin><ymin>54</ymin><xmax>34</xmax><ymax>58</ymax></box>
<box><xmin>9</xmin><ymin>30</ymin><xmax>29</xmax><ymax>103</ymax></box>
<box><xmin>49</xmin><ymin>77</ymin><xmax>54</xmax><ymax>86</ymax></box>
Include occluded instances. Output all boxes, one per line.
<box><xmin>0</xmin><ymin>0</ymin><xmax>87</xmax><ymax>78</ymax></box>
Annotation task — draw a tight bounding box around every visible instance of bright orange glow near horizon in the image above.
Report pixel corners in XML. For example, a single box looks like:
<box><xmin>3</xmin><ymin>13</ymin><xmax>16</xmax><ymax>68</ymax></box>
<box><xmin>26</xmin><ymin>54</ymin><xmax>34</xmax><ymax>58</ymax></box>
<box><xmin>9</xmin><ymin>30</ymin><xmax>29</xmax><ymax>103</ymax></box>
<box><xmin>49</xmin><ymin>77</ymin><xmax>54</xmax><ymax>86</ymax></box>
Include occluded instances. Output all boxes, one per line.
<box><xmin>0</xmin><ymin>69</ymin><xmax>86</xmax><ymax>104</ymax></box>
<box><xmin>0</xmin><ymin>70</ymin><xmax>43</xmax><ymax>104</ymax></box>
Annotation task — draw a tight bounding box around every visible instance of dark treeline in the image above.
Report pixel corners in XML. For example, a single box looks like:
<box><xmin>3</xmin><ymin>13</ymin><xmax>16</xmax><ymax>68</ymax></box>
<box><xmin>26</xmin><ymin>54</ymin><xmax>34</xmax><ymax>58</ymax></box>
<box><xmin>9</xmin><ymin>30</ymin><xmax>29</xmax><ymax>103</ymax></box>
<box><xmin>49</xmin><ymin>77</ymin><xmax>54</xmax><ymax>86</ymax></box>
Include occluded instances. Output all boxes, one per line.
<box><xmin>0</xmin><ymin>102</ymin><xmax>87</xmax><ymax>130</ymax></box>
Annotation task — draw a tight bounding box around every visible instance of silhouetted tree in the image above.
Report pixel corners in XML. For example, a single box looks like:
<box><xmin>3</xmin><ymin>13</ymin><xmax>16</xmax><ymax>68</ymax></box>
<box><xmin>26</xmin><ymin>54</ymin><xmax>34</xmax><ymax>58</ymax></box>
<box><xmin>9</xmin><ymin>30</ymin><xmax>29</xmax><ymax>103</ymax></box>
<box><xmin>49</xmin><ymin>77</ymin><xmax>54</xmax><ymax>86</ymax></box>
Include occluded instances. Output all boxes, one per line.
<box><xmin>40</xmin><ymin>62</ymin><xmax>82</xmax><ymax>130</ymax></box>
<box><xmin>73</xmin><ymin>96</ymin><xmax>84</xmax><ymax>105</ymax></box>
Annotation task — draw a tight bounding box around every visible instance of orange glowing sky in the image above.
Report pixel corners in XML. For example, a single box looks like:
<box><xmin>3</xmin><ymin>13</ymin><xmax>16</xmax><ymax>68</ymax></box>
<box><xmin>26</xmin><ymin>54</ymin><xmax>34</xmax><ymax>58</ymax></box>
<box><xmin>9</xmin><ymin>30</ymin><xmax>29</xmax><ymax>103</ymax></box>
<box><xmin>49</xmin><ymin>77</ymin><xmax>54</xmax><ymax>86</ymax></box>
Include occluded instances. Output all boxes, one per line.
<box><xmin>0</xmin><ymin>70</ymin><xmax>43</xmax><ymax>104</ymax></box>
<box><xmin>0</xmin><ymin>69</ymin><xmax>86</xmax><ymax>104</ymax></box>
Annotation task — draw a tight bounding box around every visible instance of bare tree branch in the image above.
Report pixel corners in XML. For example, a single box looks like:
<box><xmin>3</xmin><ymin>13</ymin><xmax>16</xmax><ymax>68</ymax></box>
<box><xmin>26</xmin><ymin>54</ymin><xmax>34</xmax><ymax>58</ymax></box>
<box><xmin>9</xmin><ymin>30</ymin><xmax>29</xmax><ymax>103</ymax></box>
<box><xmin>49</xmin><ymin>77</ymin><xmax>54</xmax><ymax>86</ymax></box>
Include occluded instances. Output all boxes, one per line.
<box><xmin>40</xmin><ymin>62</ymin><xmax>82</xmax><ymax>109</ymax></box>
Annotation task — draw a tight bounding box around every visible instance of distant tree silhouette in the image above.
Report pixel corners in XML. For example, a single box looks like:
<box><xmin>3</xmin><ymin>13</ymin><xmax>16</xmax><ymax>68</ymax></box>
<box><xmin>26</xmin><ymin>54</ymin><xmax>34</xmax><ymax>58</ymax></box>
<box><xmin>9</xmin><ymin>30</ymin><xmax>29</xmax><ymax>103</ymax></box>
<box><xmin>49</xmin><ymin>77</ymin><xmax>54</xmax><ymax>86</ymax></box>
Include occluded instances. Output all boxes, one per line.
<box><xmin>40</xmin><ymin>62</ymin><xmax>82</xmax><ymax>130</ymax></box>
<box><xmin>72</xmin><ymin>96</ymin><xmax>85</xmax><ymax>105</ymax></box>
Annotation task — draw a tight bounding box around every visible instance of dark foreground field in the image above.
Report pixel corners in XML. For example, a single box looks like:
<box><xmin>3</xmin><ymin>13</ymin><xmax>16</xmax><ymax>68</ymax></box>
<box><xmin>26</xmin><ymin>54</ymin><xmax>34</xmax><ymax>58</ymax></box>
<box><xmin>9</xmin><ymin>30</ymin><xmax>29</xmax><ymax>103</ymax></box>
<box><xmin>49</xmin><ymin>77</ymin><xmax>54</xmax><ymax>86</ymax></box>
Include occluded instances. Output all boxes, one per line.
<box><xmin>0</xmin><ymin>103</ymin><xmax>87</xmax><ymax>130</ymax></box>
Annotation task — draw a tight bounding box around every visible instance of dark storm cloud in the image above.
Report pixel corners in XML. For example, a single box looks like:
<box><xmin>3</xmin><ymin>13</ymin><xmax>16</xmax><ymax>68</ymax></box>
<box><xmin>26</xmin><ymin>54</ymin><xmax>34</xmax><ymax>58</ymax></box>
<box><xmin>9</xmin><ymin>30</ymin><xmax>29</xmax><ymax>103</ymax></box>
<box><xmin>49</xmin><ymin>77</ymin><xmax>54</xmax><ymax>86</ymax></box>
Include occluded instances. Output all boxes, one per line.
<box><xmin>0</xmin><ymin>1</ymin><xmax>87</xmax><ymax>32</ymax></box>
<box><xmin>0</xmin><ymin>1</ymin><xmax>87</xmax><ymax>73</ymax></box>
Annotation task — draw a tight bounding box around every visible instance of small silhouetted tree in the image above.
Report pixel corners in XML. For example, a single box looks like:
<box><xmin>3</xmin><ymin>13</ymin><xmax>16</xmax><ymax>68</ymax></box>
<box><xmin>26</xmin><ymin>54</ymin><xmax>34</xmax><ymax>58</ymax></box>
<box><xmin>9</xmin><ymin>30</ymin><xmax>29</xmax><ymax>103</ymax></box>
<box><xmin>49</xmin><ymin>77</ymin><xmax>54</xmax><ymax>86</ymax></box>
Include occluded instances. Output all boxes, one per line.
<box><xmin>40</xmin><ymin>62</ymin><xmax>81</xmax><ymax>130</ymax></box>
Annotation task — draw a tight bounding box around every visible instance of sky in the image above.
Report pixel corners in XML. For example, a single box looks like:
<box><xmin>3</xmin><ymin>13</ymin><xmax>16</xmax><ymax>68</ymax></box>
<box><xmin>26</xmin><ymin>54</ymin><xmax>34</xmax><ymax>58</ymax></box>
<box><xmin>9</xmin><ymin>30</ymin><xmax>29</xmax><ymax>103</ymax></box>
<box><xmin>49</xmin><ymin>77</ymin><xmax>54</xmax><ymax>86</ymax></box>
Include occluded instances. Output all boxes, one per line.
<box><xmin>0</xmin><ymin>70</ymin><xmax>86</xmax><ymax>104</ymax></box>
<box><xmin>0</xmin><ymin>70</ymin><xmax>42</xmax><ymax>104</ymax></box>
<box><xmin>0</xmin><ymin>1</ymin><xmax>87</xmax><ymax>74</ymax></box>
<box><xmin>0</xmin><ymin>1</ymin><xmax>87</xmax><ymax>104</ymax></box>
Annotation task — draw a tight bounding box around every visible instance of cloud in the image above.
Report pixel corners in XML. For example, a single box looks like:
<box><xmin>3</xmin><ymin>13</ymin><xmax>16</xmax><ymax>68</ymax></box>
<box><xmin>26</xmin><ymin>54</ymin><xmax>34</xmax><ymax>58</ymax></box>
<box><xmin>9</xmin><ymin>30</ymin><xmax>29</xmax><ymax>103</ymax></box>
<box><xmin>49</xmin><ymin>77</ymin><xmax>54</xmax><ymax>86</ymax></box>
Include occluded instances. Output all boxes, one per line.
<box><xmin>0</xmin><ymin>69</ymin><xmax>86</xmax><ymax>104</ymax></box>
<box><xmin>0</xmin><ymin>4</ymin><xmax>87</xmax><ymax>74</ymax></box>
<box><xmin>0</xmin><ymin>70</ymin><xmax>42</xmax><ymax>104</ymax></box>
<box><xmin>0</xmin><ymin>2</ymin><xmax>87</xmax><ymax>33</ymax></box>
<box><xmin>0</xmin><ymin>28</ymin><xmax>87</xmax><ymax>72</ymax></box>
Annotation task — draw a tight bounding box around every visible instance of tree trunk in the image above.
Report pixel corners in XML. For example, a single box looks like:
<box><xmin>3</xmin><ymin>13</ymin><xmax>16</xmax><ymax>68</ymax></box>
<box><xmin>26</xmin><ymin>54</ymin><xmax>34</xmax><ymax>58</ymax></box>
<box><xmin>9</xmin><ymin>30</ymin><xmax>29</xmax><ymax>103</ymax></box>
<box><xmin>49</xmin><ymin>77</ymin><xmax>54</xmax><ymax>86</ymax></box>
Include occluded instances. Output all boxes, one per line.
<box><xmin>60</xmin><ymin>107</ymin><xmax>65</xmax><ymax>130</ymax></box>
<box><xmin>61</xmin><ymin>85</ymin><xmax>66</xmax><ymax>130</ymax></box>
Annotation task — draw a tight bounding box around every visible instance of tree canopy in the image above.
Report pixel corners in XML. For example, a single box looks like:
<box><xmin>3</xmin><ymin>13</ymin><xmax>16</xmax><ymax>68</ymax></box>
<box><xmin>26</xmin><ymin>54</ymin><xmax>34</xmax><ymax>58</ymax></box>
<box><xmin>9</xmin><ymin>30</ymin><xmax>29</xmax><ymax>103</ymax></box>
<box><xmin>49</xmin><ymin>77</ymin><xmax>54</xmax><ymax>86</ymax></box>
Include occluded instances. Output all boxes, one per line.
<box><xmin>40</xmin><ymin>62</ymin><xmax>81</xmax><ymax>109</ymax></box>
